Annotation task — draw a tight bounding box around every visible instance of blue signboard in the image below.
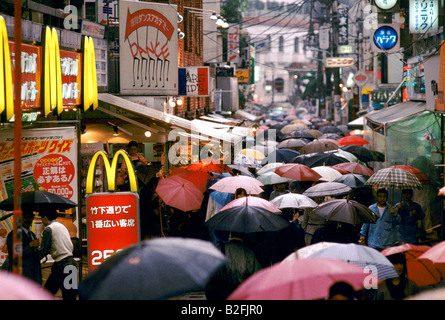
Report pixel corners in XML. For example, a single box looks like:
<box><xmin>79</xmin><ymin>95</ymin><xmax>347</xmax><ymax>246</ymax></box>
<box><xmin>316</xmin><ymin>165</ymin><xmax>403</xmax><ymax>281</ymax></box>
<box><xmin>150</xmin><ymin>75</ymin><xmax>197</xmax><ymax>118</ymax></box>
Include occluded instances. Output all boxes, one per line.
<box><xmin>373</xmin><ymin>25</ymin><xmax>398</xmax><ymax>51</ymax></box>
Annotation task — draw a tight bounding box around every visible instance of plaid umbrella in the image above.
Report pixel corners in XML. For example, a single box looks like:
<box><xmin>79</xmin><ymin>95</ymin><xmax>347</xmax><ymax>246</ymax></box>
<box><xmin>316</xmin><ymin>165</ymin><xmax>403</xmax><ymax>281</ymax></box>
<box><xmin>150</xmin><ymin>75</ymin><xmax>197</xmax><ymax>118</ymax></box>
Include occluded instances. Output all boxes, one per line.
<box><xmin>365</xmin><ymin>167</ymin><xmax>422</xmax><ymax>189</ymax></box>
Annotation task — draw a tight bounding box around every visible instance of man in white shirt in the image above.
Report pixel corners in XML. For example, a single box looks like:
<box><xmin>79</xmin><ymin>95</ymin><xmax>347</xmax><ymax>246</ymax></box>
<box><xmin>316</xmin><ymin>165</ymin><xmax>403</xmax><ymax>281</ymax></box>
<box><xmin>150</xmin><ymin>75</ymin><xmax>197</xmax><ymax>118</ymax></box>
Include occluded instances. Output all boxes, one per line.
<box><xmin>39</xmin><ymin>209</ymin><xmax>77</xmax><ymax>300</ymax></box>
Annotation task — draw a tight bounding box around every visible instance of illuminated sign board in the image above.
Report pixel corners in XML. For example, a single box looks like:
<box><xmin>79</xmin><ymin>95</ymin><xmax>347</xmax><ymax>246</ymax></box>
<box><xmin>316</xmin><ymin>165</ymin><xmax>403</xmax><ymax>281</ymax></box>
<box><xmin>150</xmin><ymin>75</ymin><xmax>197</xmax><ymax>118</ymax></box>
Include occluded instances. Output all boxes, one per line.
<box><xmin>375</xmin><ymin>0</ymin><xmax>397</xmax><ymax>10</ymax></box>
<box><xmin>0</xmin><ymin>16</ymin><xmax>13</xmax><ymax>121</ymax></box>
<box><xmin>409</xmin><ymin>0</ymin><xmax>439</xmax><ymax>34</ymax></box>
<box><xmin>325</xmin><ymin>57</ymin><xmax>355</xmax><ymax>68</ymax></box>
<box><xmin>373</xmin><ymin>25</ymin><xmax>398</xmax><ymax>51</ymax></box>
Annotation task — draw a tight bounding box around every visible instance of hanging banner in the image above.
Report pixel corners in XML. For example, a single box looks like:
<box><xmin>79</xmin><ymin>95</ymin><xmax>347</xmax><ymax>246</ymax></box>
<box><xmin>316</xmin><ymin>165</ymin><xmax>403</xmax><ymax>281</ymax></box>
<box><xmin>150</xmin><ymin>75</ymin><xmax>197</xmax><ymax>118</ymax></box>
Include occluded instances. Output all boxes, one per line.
<box><xmin>60</xmin><ymin>49</ymin><xmax>82</xmax><ymax>106</ymax></box>
<box><xmin>119</xmin><ymin>1</ymin><xmax>178</xmax><ymax>95</ymax></box>
<box><xmin>86</xmin><ymin>192</ymin><xmax>140</xmax><ymax>271</ymax></box>
<box><xmin>228</xmin><ymin>25</ymin><xmax>240</xmax><ymax>64</ymax></box>
<box><xmin>178</xmin><ymin>67</ymin><xmax>209</xmax><ymax>97</ymax></box>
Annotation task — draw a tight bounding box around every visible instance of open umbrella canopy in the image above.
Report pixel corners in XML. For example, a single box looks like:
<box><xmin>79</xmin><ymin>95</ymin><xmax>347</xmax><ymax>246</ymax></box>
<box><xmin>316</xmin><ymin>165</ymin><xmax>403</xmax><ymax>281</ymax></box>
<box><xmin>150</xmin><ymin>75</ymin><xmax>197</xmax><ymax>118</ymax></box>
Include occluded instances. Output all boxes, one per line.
<box><xmin>0</xmin><ymin>190</ymin><xmax>78</xmax><ymax>212</ymax></box>
<box><xmin>234</xmin><ymin>154</ymin><xmax>262</xmax><ymax>168</ymax></box>
<box><xmin>256</xmin><ymin>162</ymin><xmax>284</xmax><ymax>175</ymax></box>
<box><xmin>270</xmin><ymin>193</ymin><xmax>318</xmax><ymax>209</ymax></box>
<box><xmin>340</xmin><ymin>145</ymin><xmax>378</xmax><ymax>163</ymax></box>
<box><xmin>319</xmin><ymin>133</ymin><xmax>342</xmax><ymax>140</ymax></box>
<box><xmin>205</xmin><ymin>204</ymin><xmax>288</xmax><ymax>233</ymax></box>
<box><xmin>311</xmin><ymin>199</ymin><xmax>378</xmax><ymax>225</ymax></box>
<box><xmin>0</xmin><ymin>270</ymin><xmax>55</xmax><ymax>300</ymax></box>
<box><xmin>221</xmin><ymin>196</ymin><xmax>280</xmax><ymax>213</ymax></box>
<box><xmin>240</xmin><ymin>149</ymin><xmax>266</xmax><ymax>160</ymax></box>
<box><xmin>387</xmin><ymin>164</ymin><xmax>431</xmax><ymax>185</ymax></box>
<box><xmin>337</xmin><ymin>136</ymin><xmax>369</xmax><ymax>146</ymax></box>
<box><xmin>209</xmin><ymin>175</ymin><xmax>264</xmax><ymax>195</ymax></box>
<box><xmin>276</xmin><ymin>138</ymin><xmax>306</xmax><ymax>150</ymax></box>
<box><xmin>168</xmin><ymin>167</ymin><xmax>210</xmax><ymax>193</ymax></box>
<box><xmin>284</xmin><ymin>242</ymin><xmax>339</xmax><ymax>261</ymax></box>
<box><xmin>185</xmin><ymin>159</ymin><xmax>232</xmax><ymax>174</ymax></box>
<box><xmin>228</xmin><ymin>258</ymin><xmax>369</xmax><ymax>300</ymax></box>
<box><xmin>286</xmin><ymin>130</ymin><xmax>316</xmax><ymax>140</ymax></box>
<box><xmin>299</xmin><ymin>139</ymin><xmax>339</xmax><ymax>155</ymax></box>
<box><xmin>78</xmin><ymin>238</ymin><xmax>226</xmax><ymax>300</ymax></box>
<box><xmin>155</xmin><ymin>176</ymin><xmax>204</xmax><ymax>212</ymax></box>
<box><xmin>319</xmin><ymin>126</ymin><xmax>344</xmax><ymax>135</ymax></box>
<box><xmin>333</xmin><ymin>173</ymin><xmax>368</xmax><ymax>188</ymax></box>
<box><xmin>274</xmin><ymin>163</ymin><xmax>321</xmax><ymax>181</ymax></box>
<box><xmin>303</xmin><ymin>182</ymin><xmax>352</xmax><ymax>198</ymax></box>
<box><xmin>382</xmin><ymin>244</ymin><xmax>445</xmax><ymax>287</ymax></box>
<box><xmin>292</xmin><ymin>152</ymin><xmax>350</xmax><ymax>168</ymax></box>
<box><xmin>261</xmin><ymin>149</ymin><xmax>301</xmax><ymax>164</ymax></box>
<box><xmin>311</xmin><ymin>166</ymin><xmax>343</xmax><ymax>182</ymax></box>
<box><xmin>305</xmin><ymin>243</ymin><xmax>397</xmax><ymax>280</ymax></box>
<box><xmin>257</xmin><ymin>171</ymin><xmax>294</xmax><ymax>185</ymax></box>
<box><xmin>281</xmin><ymin>124</ymin><xmax>308</xmax><ymax>134</ymax></box>
<box><xmin>331</xmin><ymin>162</ymin><xmax>374</xmax><ymax>177</ymax></box>
<box><xmin>365</xmin><ymin>167</ymin><xmax>422</xmax><ymax>190</ymax></box>
<box><xmin>419</xmin><ymin>241</ymin><xmax>445</xmax><ymax>264</ymax></box>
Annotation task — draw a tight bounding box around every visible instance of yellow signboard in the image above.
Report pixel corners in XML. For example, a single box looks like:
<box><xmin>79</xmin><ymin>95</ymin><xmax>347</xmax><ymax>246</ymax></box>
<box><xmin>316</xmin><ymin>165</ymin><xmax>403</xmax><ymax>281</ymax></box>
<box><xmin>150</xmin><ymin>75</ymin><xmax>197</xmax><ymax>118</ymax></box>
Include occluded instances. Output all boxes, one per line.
<box><xmin>236</xmin><ymin>69</ymin><xmax>250</xmax><ymax>83</ymax></box>
<box><xmin>86</xmin><ymin>150</ymin><xmax>138</xmax><ymax>194</ymax></box>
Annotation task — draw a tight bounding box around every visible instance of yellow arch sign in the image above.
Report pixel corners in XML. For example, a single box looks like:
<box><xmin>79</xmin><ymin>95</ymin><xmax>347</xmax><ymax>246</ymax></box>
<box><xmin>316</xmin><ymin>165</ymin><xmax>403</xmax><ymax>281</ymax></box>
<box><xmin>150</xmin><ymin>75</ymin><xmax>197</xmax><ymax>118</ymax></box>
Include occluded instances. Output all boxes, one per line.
<box><xmin>0</xmin><ymin>16</ymin><xmax>13</xmax><ymax>121</ymax></box>
<box><xmin>82</xmin><ymin>36</ymin><xmax>98</xmax><ymax>112</ymax></box>
<box><xmin>86</xmin><ymin>150</ymin><xmax>138</xmax><ymax>194</ymax></box>
<box><xmin>43</xmin><ymin>26</ymin><xmax>63</xmax><ymax>117</ymax></box>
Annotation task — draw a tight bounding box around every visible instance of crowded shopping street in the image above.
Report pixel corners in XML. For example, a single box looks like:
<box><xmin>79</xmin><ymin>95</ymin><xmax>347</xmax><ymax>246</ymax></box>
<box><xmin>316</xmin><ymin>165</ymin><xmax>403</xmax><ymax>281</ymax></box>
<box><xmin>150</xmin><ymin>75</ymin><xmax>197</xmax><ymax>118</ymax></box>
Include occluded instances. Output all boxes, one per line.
<box><xmin>2</xmin><ymin>0</ymin><xmax>445</xmax><ymax>307</ymax></box>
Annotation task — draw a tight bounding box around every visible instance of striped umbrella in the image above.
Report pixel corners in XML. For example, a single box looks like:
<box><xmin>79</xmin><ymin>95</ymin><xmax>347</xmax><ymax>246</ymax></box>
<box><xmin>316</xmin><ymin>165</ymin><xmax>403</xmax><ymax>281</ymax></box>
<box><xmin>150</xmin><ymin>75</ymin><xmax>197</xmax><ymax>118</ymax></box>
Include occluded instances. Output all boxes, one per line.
<box><xmin>306</xmin><ymin>243</ymin><xmax>398</xmax><ymax>281</ymax></box>
<box><xmin>365</xmin><ymin>167</ymin><xmax>422</xmax><ymax>189</ymax></box>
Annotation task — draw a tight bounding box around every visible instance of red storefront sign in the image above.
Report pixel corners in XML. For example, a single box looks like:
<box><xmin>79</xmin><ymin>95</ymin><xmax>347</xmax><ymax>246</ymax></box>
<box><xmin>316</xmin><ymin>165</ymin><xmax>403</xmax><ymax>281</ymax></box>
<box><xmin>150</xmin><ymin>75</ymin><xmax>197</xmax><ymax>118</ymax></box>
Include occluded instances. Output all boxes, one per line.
<box><xmin>59</xmin><ymin>49</ymin><xmax>82</xmax><ymax>106</ymax></box>
<box><xmin>86</xmin><ymin>192</ymin><xmax>140</xmax><ymax>271</ymax></box>
<box><xmin>9</xmin><ymin>41</ymin><xmax>42</xmax><ymax>110</ymax></box>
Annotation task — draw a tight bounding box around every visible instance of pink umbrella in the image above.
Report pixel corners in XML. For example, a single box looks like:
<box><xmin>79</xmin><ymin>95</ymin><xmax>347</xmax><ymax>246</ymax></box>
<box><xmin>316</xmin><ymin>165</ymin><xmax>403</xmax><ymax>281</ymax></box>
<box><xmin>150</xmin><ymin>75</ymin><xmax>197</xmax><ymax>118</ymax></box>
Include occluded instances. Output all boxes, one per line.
<box><xmin>221</xmin><ymin>196</ymin><xmax>280</xmax><ymax>213</ymax></box>
<box><xmin>0</xmin><ymin>271</ymin><xmax>54</xmax><ymax>300</ymax></box>
<box><xmin>419</xmin><ymin>241</ymin><xmax>445</xmax><ymax>264</ymax></box>
<box><xmin>228</xmin><ymin>258</ymin><xmax>370</xmax><ymax>300</ymax></box>
<box><xmin>331</xmin><ymin>162</ymin><xmax>374</xmax><ymax>177</ymax></box>
<box><xmin>209</xmin><ymin>176</ymin><xmax>264</xmax><ymax>195</ymax></box>
<box><xmin>155</xmin><ymin>175</ymin><xmax>204</xmax><ymax>212</ymax></box>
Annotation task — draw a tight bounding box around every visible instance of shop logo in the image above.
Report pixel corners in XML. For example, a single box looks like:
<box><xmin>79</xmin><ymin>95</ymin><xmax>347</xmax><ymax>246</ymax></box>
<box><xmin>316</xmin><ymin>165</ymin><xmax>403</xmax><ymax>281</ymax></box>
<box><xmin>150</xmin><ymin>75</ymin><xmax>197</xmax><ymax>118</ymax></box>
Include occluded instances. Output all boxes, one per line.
<box><xmin>85</xmin><ymin>150</ymin><xmax>138</xmax><ymax>194</ymax></box>
<box><xmin>82</xmin><ymin>36</ymin><xmax>98</xmax><ymax>112</ymax></box>
<box><xmin>0</xmin><ymin>16</ymin><xmax>14</xmax><ymax>121</ymax></box>
<box><xmin>42</xmin><ymin>26</ymin><xmax>63</xmax><ymax>116</ymax></box>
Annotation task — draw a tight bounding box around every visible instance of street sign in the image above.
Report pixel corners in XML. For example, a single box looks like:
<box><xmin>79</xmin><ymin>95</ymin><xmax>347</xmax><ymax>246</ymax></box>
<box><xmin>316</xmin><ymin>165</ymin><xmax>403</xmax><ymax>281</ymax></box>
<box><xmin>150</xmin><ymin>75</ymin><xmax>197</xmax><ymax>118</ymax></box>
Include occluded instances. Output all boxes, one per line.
<box><xmin>235</xmin><ymin>69</ymin><xmax>249</xmax><ymax>83</ymax></box>
<box><xmin>325</xmin><ymin>57</ymin><xmax>355</xmax><ymax>68</ymax></box>
<box><xmin>86</xmin><ymin>192</ymin><xmax>140</xmax><ymax>271</ymax></box>
<box><xmin>353</xmin><ymin>70</ymin><xmax>369</xmax><ymax>87</ymax></box>
<box><xmin>371</xmin><ymin>24</ymin><xmax>400</xmax><ymax>53</ymax></box>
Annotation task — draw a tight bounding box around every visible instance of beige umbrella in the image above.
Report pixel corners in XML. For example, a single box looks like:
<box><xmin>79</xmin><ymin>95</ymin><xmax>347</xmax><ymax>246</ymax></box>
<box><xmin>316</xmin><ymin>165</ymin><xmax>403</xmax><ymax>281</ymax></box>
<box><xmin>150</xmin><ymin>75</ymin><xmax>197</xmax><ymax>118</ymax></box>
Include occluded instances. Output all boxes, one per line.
<box><xmin>281</xmin><ymin>123</ymin><xmax>308</xmax><ymax>134</ymax></box>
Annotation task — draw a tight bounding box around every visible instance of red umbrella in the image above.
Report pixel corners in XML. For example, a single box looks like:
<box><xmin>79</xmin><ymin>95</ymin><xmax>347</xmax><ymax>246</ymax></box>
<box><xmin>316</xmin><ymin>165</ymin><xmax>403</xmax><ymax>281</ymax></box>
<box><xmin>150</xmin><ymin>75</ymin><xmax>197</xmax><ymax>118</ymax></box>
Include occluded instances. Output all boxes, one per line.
<box><xmin>185</xmin><ymin>159</ymin><xmax>233</xmax><ymax>174</ymax></box>
<box><xmin>331</xmin><ymin>162</ymin><xmax>374</xmax><ymax>177</ymax></box>
<box><xmin>168</xmin><ymin>168</ymin><xmax>210</xmax><ymax>193</ymax></box>
<box><xmin>382</xmin><ymin>244</ymin><xmax>445</xmax><ymax>287</ymax></box>
<box><xmin>274</xmin><ymin>163</ymin><xmax>322</xmax><ymax>181</ymax></box>
<box><xmin>337</xmin><ymin>136</ymin><xmax>369</xmax><ymax>146</ymax></box>
<box><xmin>155</xmin><ymin>176</ymin><xmax>204</xmax><ymax>212</ymax></box>
<box><xmin>228</xmin><ymin>258</ymin><xmax>370</xmax><ymax>300</ymax></box>
<box><xmin>221</xmin><ymin>196</ymin><xmax>280</xmax><ymax>213</ymax></box>
<box><xmin>387</xmin><ymin>164</ymin><xmax>431</xmax><ymax>185</ymax></box>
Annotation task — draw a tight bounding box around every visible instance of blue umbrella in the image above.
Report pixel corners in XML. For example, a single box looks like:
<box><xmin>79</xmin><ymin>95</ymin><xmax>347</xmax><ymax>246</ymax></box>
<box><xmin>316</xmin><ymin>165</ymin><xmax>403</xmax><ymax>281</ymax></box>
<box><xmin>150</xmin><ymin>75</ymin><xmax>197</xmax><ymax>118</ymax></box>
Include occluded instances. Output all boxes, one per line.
<box><xmin>261</xmin><ymin>149</ymin><xmax>300</xmax><ymax>165</ymax></box>
<box><xmin>210</xmin><ymin>191</ymin><xmax>233</xmax><ymax>206</ymax></box>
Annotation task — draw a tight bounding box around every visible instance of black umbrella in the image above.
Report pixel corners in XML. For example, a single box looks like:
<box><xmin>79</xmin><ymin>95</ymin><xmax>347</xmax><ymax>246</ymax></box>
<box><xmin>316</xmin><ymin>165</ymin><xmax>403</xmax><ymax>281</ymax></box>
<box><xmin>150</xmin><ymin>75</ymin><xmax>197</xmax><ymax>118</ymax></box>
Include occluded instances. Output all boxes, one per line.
<box><xmin>78</xmin><ymin>238</ymin><xmax>226</xmax><ymax>300</ymax></box>
<box><xmin>0</xmin><ymin>191</ymin><xmax>77</xmax><ymax>211</ymax></box>
<box><xmin>333</xmin><ymin>173</ymin><xmax>368</xmax><ymax>188</ymax></box>
<box><xmin>291</xmin><ymin>152</ymin><xmax>350</xmax><ymax>168</ymax></box>
<box><xmin>340</xmin><ymin>145</ymin><xmax>377</xmax><ymax>163</ymax></box>
<box><xmin>205</xmin><ymin>206</ymin><xmax>290</xmax><ymax>233</ymax></box>
<box><xmin>319</xmin><ymin>133</ymin><xmax>342</xmax><ymax>141</ymax></box>
<box><xmin>311</xmin><ymin>199</ymin><xmax>378</xmax><ymax>225</ymax></box>
<box><xmin>319</xmin><ymin>126</ymin><xmax>344</xmax><ymax>134</ymax></box>
<box><xmin>261</xmin><ymin>149</ymin><xmax>300</xmax><ymax>165</ymax></box>
<box><xmin>288</xmin><ymin>130</ymin><xmax>316</xmax><ymax>140</ymax></box>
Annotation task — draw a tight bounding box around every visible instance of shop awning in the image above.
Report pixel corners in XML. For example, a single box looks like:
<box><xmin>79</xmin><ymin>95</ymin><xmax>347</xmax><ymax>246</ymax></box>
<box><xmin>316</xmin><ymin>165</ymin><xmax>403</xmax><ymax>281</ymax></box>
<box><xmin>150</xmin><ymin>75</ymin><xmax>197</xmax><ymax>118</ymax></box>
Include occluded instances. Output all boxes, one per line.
<box><xmin>234</xmin><ymin>109</ymin><xmax>261</xmax><ymax>121</ymax></box>
<box><xmin>348</xmin><ymin>116</ymin><xmax>365</xmax><ymax>127</ymax></box>
<box><xmin>365</xmin><ymin>101</ymin><xmax>427</xmax><ymax>127</ymax></box>
<box><xmin>98</xmin><ymin>93</ymin><xmax>241</xmax><ymax>145</ymax></box>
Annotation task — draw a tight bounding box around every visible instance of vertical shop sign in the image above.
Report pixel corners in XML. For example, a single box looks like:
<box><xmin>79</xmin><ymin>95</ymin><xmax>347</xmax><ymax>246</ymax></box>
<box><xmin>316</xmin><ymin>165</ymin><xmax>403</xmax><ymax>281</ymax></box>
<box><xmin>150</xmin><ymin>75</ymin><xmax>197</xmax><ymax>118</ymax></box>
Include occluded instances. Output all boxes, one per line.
<box><xmin>86</xmin><ymin>192</ymin><xmax>140</xmax><ymax>271</ymax></box>
<box><xmin>228</xmin><ymin>25</ymin><xmax>240</xmax><ymax>64</ymax></box>
<box><xmin>0</xmin><ymin>16</ymin><xmax>13</xmax><ymax>121</ymax></box>
<box><xmin>60</xmin><ymin>49</ymin><xmax>82</xmax><ymax>106</ymax></box>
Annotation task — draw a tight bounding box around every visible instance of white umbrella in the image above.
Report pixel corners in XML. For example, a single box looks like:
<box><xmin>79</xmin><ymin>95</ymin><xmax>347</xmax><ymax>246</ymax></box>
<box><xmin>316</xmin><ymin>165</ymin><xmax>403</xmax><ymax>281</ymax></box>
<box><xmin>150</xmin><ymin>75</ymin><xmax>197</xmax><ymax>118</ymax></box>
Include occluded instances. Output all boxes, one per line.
<box><xmin>233</xmin><ymin>154</ymin><xmax>262</xmax><ymax>168</ymax></box>
<box><xmin>311</xmin><ymin>166</ymin><xmax>343</xmax><ymax>182</ymax></box>
<box><xmin>305</xmin><ymin>243</ymin><xmax>398</xmax><ymax>280</ymax></box>
<box><xmin>256</xmin><ymin>172</ymin><xmax>294</xmax><ymax>185</ymax></box>
<box><xmin>270</xmin><ymin>193</ymin><xmax>318</xmax><ymax>209</ymax></box>
<box><xmin>256</xmin><ymin>162</ymin><xmax>285</xmax><ymax>175</ymax></box>
<box><xmin>282</xmin><ymin>242</ymin><xmax>339</xmax><ymax>262</ymax></box>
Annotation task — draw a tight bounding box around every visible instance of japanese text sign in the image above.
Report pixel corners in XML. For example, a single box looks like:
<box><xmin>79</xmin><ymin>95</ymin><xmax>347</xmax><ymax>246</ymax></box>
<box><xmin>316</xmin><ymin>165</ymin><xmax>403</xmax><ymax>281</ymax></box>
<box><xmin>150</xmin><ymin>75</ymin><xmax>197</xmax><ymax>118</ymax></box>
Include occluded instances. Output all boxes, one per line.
<box><xmin>409</xmin><ymin>0</ymin><xmax>439</xmax><ymax>34</ymax></box>
<box><xmin>87</xmin><ymin>192</ymin><xmax>140</xmax><ymax>271</ymax></box>
<box><xmin>228</xmin><ymin>25</ymin><xmax>240</xmax><ymax>64</ymax></box>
